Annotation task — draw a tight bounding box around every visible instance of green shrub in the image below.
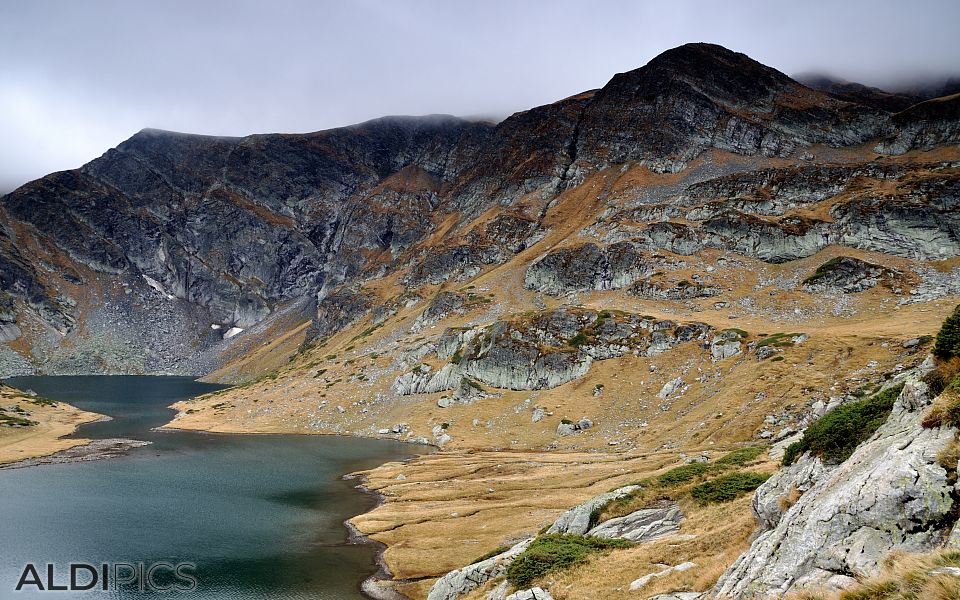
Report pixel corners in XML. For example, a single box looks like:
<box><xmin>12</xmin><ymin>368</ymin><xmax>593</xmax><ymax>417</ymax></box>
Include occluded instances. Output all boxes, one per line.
<box><xmin>781</xmin><ymin>441</ymin><xmax>803</xmax><ymax>466</ymax></box>
<box><xmin>651</xmin><ymin>461</ymin><xmax>713</xmax><ymax>486</ymax></box>
<box><xmin>569</xmin><ymin>332</ymin><xmax>589</xmax><ymax>348</ymax></box>
<box><xmin>782</xmin><ymin>383</ymin><xmax>903</xmax><ymax>466</ymax></box>
<box><xmin>26</xmin><ymin>395</ymin><xmax>56</xmax><ymax>407</ymax></box>
<box><xmin>714</xmin><ymin>446</ymin><xmax>765</xmax><ymax>467</ymax></box>
<box><xmin>0</xmin><ymin>410</ymin><xmax>37</xmax><ymax>427</ymax></box>
<box><xmin>506</xmin><ymin>535</ymin><xmax>632</xmax><ymax>587</ymax></box>
<box><xmin>935</xmin><ymin>304</ymin><xmax>960</xmax><ymax>359</ymax></box>
<box><xmin>756</xmin><ymin>332</ymin><xmax>803</xmax><ymax>347</ymax></box>
<box><xmin>691</xmin><ymin>472</ymin><xmax>771</xmax><ymax>505</ymax></box>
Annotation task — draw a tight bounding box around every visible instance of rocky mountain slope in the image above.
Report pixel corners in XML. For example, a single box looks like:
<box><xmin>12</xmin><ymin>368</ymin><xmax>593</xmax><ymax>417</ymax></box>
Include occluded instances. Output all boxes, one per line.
<box><xmin>3</xmin><ymin>42</ymin><xmax>960</xmax><ymax>600</ymax></box>
<box><xmin>1</xmin><ymin>42</ymin><xmax>958</xmax><ymax>377</ymax></box>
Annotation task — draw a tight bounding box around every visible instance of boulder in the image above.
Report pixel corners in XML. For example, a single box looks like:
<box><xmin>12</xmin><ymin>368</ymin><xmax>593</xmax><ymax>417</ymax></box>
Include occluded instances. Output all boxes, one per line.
<box><xmin>587</xmin><ymin>502</ymin><xmax>684</xmax><ymax>542</ymax></box>
<box><xmin>503</xmin><ymin>587</ymin><xmax>554</xmax><ymax>600</ymax></box>
<box><xmin>710</xmin><ymin>331</ymin><xmax>742</xmax><ymax>361</ymax></box>
<box><xmin>546</xmin><ymin>485</ymin><xmax>641</xmax><ymax>535</ymax></box>
<box><xmin>426</xmin><ymin>537</ymin><xmax>534</xmax><ymax>600</ymax></box>
<box><xmin>751</xmin><ymin>454</ymin><xmax>830</xmax><ymax>529</ymax></box>
<box><xmin>658</xmin><ymin>377</ymin><xmax>685</xmax><ymax>399</ymax></box>
<box><xmin>629</xmin><ymin>562</ymin><xmax>697</xmax><ymax>591</ymax></box>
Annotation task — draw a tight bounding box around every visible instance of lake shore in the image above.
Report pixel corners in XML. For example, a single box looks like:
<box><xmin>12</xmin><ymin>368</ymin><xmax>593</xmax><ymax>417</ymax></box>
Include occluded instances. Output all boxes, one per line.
<box><xmin>0</xmin><ymin>385</ymin><xmax>105</xmax><ymax>466</ymax></box>
<box><xmin>0</xmin><ymin>437</ymin><xmax>151</xmax><ymax>469</ymax></box>
<box><xmin>345</xmin><ymin>472</ymin><xmax>414</xmax><ymax>600</ymax></box>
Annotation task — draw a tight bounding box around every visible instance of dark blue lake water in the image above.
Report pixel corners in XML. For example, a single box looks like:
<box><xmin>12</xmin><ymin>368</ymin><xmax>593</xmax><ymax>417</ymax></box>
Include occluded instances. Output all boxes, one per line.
<box><xmin>0</xmin><ymin>376</ymin><xmax>413</xmax><ymax>599</ymax></box>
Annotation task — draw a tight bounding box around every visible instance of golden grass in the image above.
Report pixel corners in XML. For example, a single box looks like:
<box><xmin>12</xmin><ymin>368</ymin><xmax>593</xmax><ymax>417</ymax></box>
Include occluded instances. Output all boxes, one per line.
<box><xmin>0</xmin><ymin>386</ymin><xmax>103</xmax><ymax>465</ymax></box>
<box><xmin>791</xmin><ymin>550</ymin><xmax>960</xmax><ymax>600</ymax></box>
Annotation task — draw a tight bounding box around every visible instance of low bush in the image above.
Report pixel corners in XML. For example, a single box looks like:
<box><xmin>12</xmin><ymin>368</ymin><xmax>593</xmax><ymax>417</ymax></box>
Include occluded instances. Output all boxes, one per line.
<box><xmin>506</xmin><ymin>535</ymin><xmax>633</xmax><ymax>587</ymax></box>
<box><xmin>782</xmin><ymin>383</ymin><xmax>903</xmax><ymax>466</ymax></box>
<box><xmin>651</xmin><ymin>461</ymin><xmax>713</xmax><ymax>487</ymax></box>
<box><xmin>568</xmin><ymin>331</ymin><xmax>589</xmax><ymax>348</ymax></box>
<box><xmin>691</xmin><ymin>472</ymin><xmax>771</xmax><ymax>505</ymax></box>
<box><xmin>0</xmin><ymin>410</ymin><xmax>37</xmax><ymax>427</ymax></box>
<box><xmin>934</xmin><ymin>304</ymin><xmax>960</xmax><ymax>359</ymax></box>
<box><xmin>714</xmin><ymin>445</ymin><xmax>765</xmax><ymax>467</ymax></box>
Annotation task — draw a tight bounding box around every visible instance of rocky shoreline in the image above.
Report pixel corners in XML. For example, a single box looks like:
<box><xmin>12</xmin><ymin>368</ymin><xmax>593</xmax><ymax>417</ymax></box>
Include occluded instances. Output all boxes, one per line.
<box><xmin>0</xmin><ymin>437</ymin><xmax>151</xmax><ymax>469</ymax></box>
<box><xmin>345</xmin><ymin>471</ymin><xmax>415</xmax><ymax>600</ymax></box>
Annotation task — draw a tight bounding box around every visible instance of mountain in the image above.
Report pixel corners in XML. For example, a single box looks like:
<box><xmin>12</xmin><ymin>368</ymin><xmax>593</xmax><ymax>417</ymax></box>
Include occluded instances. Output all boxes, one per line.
<box><xmin>3</xmin><ymin>42</ymin><xmax>960</xmax><ymax>599</ymax></box>
<box><xmin>1</xmin><ymin>42</ymin><xmax>956</xmax><ymax>377</ymax></box>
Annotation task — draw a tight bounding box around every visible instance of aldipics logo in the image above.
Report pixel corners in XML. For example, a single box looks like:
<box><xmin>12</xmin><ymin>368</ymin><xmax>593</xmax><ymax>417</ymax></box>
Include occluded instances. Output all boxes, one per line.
<box><xmin>15</xmin><ymin>563</ymin><xmax>197</xmax><ymax>593</ymax></box>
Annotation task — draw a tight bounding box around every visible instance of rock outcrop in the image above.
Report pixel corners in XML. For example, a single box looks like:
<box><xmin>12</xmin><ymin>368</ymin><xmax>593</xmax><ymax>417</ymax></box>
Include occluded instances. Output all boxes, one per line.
<box><xmin>524</xmin><ymin>242</ymin><xmax>650</xmax><ymax>295</ymax></box>
<box><xmin>426</xmin><ymin>537</ymin><xmax>534</xmax><ymax>600</ymax></box>
<box><xmin>714</xmin><ymin>379</ymin><xmax>959</xmax><ymax>598</ymax></box>
<box><xmin>801</xmin><ymin>256</ymin><xmax>892</xmax><ymax>294</ymax></box>
<box><xmin>546</xmin><ymin>485</ymin><xmax>642</xmax><ymax>535</ymax></box>
<box><xmin>587</xmin><ymin>502</ymin><xmax>684</xmax><ymax>542</ymax></box>
<box><xmin>397</xmin><ymin>309</ymin><xmax>712</xmax><ymax>394</ymax></box>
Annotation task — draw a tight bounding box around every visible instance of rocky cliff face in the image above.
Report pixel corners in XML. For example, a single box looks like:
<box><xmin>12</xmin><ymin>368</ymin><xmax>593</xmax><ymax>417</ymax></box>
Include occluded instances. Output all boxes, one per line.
<box><xmin>1</xmin><ymin>42</ymin><xmax>958</xmax><ymax>377</ymax></box>
<box><xmin>714</xmin><ymin>376</ymin><xmax>958</xmax><ymax>598</ymax></box>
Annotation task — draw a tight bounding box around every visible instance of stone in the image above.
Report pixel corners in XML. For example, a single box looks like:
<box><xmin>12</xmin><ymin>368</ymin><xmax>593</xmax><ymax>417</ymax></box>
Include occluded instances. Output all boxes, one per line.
<box><xmin>658</xmin><ymin>377</ymin><xmax>685</xmax><ymax>399</ymax></box>
<box><xmin>710</xmin><ymin>331</ymin><xmax>743</xmax><ymax>361</ymax></box>
<box><xmin>547</xmin><ymin>485</ymin><xmax>642</xmax><ymax>535</ymax></box>
<box><xmin>524</xmin><ymin>242</ymin><xmax>651</xmax><ymax>296</ymax></box>
<box><xmin>714</xmin><ymin>379</ymin><xmax>958</xmax><ymax>598</ymax></box>
<box><xmin>752</xmin><ymin>454</ymin><xmax>829</xmax><ymax>529</ymax></box>
<box><xmin>426</xmin><ymin>537</ymin><xmax>535</xmax><ymax>600</ymax></box>
<box><xmin>630</xmin><ymin>562</ymin><xmax>697</xmax><ymax>591</ymax></box>
<box><xmin>503</xmin><ymin>587</ymin><xmax>554</xmax><ymax>600</ymax></box>
<box><xmin>756</xmin><ymin>346</ymin><xmax>776</xmax><ymax>360</ymax></box>
<box><xmin>588</xmin><ymin>503</ymin><xmax>684</xmax><ymax>542</ymax></box>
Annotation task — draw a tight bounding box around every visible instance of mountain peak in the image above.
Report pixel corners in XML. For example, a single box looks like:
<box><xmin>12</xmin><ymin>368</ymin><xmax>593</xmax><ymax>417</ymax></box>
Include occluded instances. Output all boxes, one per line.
<box><xmin>614</xmin><ymin>42</ymin><xmax>797</xmax><ymax>103</ymax></box>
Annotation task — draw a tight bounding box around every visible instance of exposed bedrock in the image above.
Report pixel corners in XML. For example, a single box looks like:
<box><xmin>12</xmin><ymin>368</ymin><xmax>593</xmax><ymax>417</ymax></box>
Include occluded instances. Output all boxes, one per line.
<box><xmin>396</xmin><ymin>308</ymin><xmax>711</xmax><ymax>394</ymax></box>
<box><xmin>714</xmin><ymin>378</ymin><xmax>959</xmax><ymax>598</ymax></box>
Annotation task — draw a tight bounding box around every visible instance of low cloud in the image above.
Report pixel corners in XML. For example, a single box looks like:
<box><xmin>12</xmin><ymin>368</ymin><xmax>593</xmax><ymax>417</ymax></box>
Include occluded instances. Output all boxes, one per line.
<box><xmin>1</xmin><ymin>0</ymin><xmax>958</xmax><ymax>193</ymax></box>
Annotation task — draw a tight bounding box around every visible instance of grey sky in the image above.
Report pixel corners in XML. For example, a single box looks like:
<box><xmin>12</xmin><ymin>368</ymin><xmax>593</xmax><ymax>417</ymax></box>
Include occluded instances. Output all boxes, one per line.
<box><xmin>2</xmin><ymin>0</ymin><xmax>958</xmax><ymax>194</ymax></box>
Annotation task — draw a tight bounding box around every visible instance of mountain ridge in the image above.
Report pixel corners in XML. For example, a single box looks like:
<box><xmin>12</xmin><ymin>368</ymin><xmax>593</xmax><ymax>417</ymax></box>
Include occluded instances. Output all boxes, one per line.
<box><xmin>0</xmin><ymin>41</ymin><xmax>957</xmax><ymax>379</ymax></box>
<box><xmin>3</xmin><ymin>41</ymin><xmax>960</xmax><ymax>600</ymax></box>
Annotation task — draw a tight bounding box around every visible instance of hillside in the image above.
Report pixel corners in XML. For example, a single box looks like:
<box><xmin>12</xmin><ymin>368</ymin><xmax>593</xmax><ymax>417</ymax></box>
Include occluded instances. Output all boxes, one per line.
<box><xmin>2</xmin><ymin>42</ymin><xmax>960</xmax><ymax>600</ymax></box>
